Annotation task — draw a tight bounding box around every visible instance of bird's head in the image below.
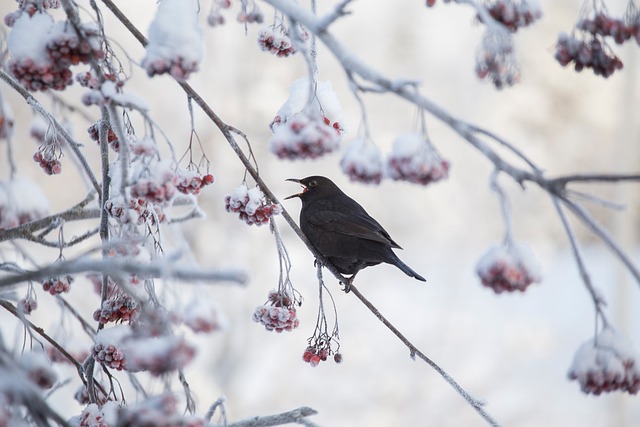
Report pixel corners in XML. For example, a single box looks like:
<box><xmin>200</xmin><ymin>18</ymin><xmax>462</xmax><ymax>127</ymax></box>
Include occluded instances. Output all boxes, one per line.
<box><xmin>285</xmin><ymin>176</ymin><xmax>339</xmax><ymax>201</ymax></box>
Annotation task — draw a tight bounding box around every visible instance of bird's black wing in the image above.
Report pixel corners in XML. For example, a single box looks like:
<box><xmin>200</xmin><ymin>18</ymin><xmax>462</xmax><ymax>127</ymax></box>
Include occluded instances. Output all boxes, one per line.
<box><xmin>306</xmin><ymin>209</ymin><xmax>402</xmax><ymax>249</ymax></box>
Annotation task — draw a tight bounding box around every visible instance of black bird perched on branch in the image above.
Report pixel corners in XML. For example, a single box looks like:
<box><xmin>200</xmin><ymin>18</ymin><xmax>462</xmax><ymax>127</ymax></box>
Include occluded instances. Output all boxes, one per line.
<box><xmin>285</xmin><ymin>176</ymin><xmax>426</xmax><ymax>284</ymax></box>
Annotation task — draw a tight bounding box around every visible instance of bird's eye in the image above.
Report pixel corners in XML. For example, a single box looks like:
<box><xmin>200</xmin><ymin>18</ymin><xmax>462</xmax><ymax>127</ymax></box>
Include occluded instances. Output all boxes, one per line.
<box><xmin>309</xmin><ymin>180</ymin><xmax>317</xmax><ymax>187</ymax></box>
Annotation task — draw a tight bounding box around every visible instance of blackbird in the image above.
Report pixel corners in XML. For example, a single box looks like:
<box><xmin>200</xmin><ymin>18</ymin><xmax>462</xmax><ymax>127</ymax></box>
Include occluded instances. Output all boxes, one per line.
<box><xmin>285</xmin><ymin>176</ymin><xmax>426</xmax><ymax>283</ymax></box>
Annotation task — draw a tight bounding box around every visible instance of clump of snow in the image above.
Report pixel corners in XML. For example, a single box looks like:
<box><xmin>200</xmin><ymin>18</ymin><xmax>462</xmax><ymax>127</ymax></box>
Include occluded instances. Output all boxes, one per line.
<box><xmin>568</xmin><ymin>327</ymin><xmax>640</xmax><ymax>395</ymax></box>
<box><xmin>274</xmin><ymin>78</ymin><xmax>344</xmax><ymax>127</ymax></box>
<box><xmin>0</xmin><ymin>177</ymin><xmax>50</xmax><ymax>229</ymax></box>
<box><xmin>122</xmin><ymin>334</ymin><xmax>195</xmax><ymax>375</ymax></box>
<box><xmin>476</xmin><ymin>243</ymin><xmax>541</xmax><ymax>293</ymax></box>
<box><xmin>340</xmin><ymin>137</ymin><xmax>384</xmax><ymax>184</ymax></box>
<box><xmin>141</xmin><ymin>0</ymin><xmax>204</xmax><ymax>81</ymax></box>
<box><xmin>82</xmin><ymin>80</ymin><xmax>149</xmax><ymax>111</ymax></box>
<box><xmin>224</xmin><ymin>184</ymin><xmax>281</xmax><ymax>226</ymax></box>
<box><xmin>7</xmin><ymin>12</ymin><xmax>53</xmax><ymax>64</ymax></box>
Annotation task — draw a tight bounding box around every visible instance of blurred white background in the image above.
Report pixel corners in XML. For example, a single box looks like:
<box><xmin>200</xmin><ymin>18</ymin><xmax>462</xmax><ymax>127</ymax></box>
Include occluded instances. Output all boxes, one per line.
<box><xmin>1</xmin><ymin>0</ymin><xmax>639</xmax><ymax>426</ymax></box>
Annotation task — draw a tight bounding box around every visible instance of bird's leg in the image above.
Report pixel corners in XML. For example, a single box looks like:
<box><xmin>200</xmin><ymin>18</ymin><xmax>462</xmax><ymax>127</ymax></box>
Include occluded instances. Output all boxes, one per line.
<box><xmin>340</xmin><ymin>273</ymin><xmax>357</xmax><ymax>293</ymax></box>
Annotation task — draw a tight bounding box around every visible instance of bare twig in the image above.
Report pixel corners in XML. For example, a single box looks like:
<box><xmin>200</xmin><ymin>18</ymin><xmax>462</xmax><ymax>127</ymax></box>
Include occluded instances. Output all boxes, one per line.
<box><xmin>226</xmin><ymin>407</ymin><xmax>319</xmax><ymax>427</ymax></box>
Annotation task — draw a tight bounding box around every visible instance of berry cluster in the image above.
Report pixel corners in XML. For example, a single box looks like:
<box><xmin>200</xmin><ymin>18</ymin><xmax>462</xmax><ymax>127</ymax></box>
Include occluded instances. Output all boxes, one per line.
<box><xmin>252</xmin><ymin>290</ymin><xmax>299</xmax><ymax>333</ymax></box>
<box><xmin>7</xmin><ymin>14</ymin><xmax>104</xmax><ymax>92</ymax></box>
<box><xmin>475</xmin><ymin>30</ymin><xmax>520</xmax><ymax>88</ymax></box>
<box><xmin>224</xmin><ymin>184</ymin><xmax>282</xmax><ymax>226</ymax></box>
<box><xmin>87</xmin><ymin>122</ymin><xmax>119</xmax><ymax>151</ymax></box>
<box><xmin>578</xmin><ymin>13</ymin><xmax>640</xmax><ymax>45</ymax></box>
<box><xmin>77</xmin><ymin>402</ymin><xmax>117</xmax><ymax>427</ymax></box>
<box><xmin>174</xmin><ymin>170</ymin><xmax>214</xmax><ymax>195</ymax></box>
<box><xmin>340</xmin><ymin>138</ymin><xmax>384</xmax><ymax>185</ymax></box>
<box><xmin>554</xmin><ymin>32</ymin><xmax>623</xmax><ymax>78</ymax></box>
<box><xmin>117</xmin><ymin>394</ymin><xmax>206</xmax><ymax>427</ymax></box>
<box><xmin>387</xmin><ymin>133</ymin><xmax>450</xmax><ymax>186</ymax></box>
<box><xmin>144</xmin><ymin>57</ymin><xmax>200</xmax><ymax>81</ymax></box>
<box><xmin>131</xmin><ymin>176</ymin><xmax>177</xmax><ymax>205</ymax></box>
<box><xmin>106</xmin><ymin>196</ymin><xmax>166</xmax><ymax>226</ymax></box>
<box><xmin>123</xmin><ymin>335</ymin><xmax>196</xmax><ymax>375</ymax></box>
<box><xmin>302</xmin><ymin>341</ymin><xmax>342</xmax><ymax>367</ymax></box>
<box><xmin>19</xmin><ymin>352</ymin><xmax>58</xmax><ymax>389</ymax></box>
<box><xmin>258</xmin><ymin>26</ymin><xmax>295</xmax><ymax>57</ymax></box>
<box><xmin>182</xmin><ymin>300</ymin><xmax>223</xmax><ymax>333</ymax></box>
<box><xmin>237</xmin><ymin>7</ymin><xmax>264</xmax><ymax>24</ymax></box>
<box><xmin>33</xmin><ymin>149</ymin><xmax>62</xmax><ymax>175</ymax></box>
<box><xmin>568</xmin><ymin>328</ymin><xmax>640</xmax><ymax>395</ymax></box>
<box><xmin>42</xmin><ymin>275</ymin><xmax>73</xmax><ymax>295</ymax></box>
<box><xmin>482</xmin><ymin>1</ymin><xmax>543</xmax><ymax>32</ymax></box>
<box><xmin>91</xmin><ymin>342</ymin><xmax>126</xmax><ymax>370</ymax></box>
<box><xmin>17</xmin><ymin>296</ymin><xmax>37</xmax><ymax>314</ymax></box>
<box><xmin>475</xmin><ymin>244</ymin><xmax>540</xmax><ymax>293</ymax></box>
<box><xmin>93</xmin><ymin>294</ymin><xmax>139</xmax><ymax>325</ymax></box>
<box><xmin>268</xmin><ymin>113</ymin><xmax>341</xmax><ymax>160</ymax></box>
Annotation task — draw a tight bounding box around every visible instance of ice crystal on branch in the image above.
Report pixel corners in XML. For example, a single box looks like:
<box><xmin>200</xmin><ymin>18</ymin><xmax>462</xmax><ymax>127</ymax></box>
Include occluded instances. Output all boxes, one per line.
<box><xmin>476</xmin><ymin>243</ymin><xmax>541</xmax><ymax>293</ymax></box>
<box><xmin>340</xmin><ymin>137</ymin><xmax>384</xmax><ymax>184</ymax></box>
<box><xmin>142</xmin><ymin>0</ymin><xmax>203</xmax><ymax>81</ymax></box>
<box><xmin>568</xmin><ymin>327</ymin><xmax>640</xmax><ymax>395</ymax></box>
<box><xmin>387</xmin><ymin>133</ymin><xmax>449</xmax><ymax>185</ymax></box>
<box><xmin>224</xmin><ymin>183</ymin><xmax>281</xmax><ymax>226</ymax></box>
<box><xmin>253</xmin><ymin>290</ymin><xmax>300</xmax><ymax>332</ymax></box>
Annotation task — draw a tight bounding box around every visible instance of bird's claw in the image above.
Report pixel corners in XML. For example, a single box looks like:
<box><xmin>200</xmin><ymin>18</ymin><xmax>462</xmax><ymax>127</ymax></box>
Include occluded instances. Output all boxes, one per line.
<box><xmin>340</xmin><ymin>275</ymin><xmax>355</xmax><ymax>293</ymax></box>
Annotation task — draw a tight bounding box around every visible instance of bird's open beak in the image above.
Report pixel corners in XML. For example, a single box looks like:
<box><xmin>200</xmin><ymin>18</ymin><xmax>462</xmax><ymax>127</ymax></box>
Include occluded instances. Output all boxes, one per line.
<box><xmin>284</xmin><ymin>178</ymin><xmax>306</xmax><ymax>200</ymax></box>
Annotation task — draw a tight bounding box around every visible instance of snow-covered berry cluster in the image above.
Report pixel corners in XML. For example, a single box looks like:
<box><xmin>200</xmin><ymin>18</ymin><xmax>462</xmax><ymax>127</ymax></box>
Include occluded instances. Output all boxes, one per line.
<box><xmin>7</xmin><ymin>13</ymin><xmax>104</xmax><ymax>92</ymax></box>
<box><xmin>252</xmin><ymin>290</ymin><xmax>299</xmax><ymax>332</ymax></box>
<box><xmin>17</xmin><ymin>296</ymin><xmax>37</xmax><ymax>314</ymax></box>
<box><xmin>269</xmin><ymin>113</ymin><xmax>342</xmax><ymax>159</ymax></box>
<box><xmin>19</xmin><ymin>352</ymin><xmax>58</xmax><ymax>389</ymax></box>
<box><xmin>142</xmin><ymin>0</ymin><xmax>203</xmax><ymax>81</ymax></box>
<box><xmin>269</xmin><ymin>77</ymin><xmax>344</xmax><ymax>160</ymax></box>
<box><xmin>476</xmin><ymin>243</ymin><xmax>541</xmax><ymax>293</ymax></box>
<box><xmin>105</xmin><ymin>196</ymin><xmax>166</xmax><ymax>226</ymax></box>
<box><xmin>578</xmin><ymin>12</ymin><xmax>640</xmax><ymax>45</ymax></box>
<box><xmin>476</xmin><ymin>30</ymin><xmax>520</xmax><ymax>88</ymax></box>
<box><xmin>123</xmin><ymin>335</ymin><xmax>196</xmax><ymax>375</ymax></box>
<box><xmin>482</xmin><ymin>0</ymin><xmax>543</xmax><ymax>32</ymax></box>
<box><xmin>117</xmin><ymin>394</ymin><xmax>206</xmax><ymax>427</ymax></box>
<box><xmin>174</xmin><ymin>169</ymin><xmax>214</xmax><ymax>195</ymax></box>
<box><xmin>0</xmin><ymin>177</ymin><xmax>50</xmax><ymax>230</ymax></box>
<box><xmin>224</xmin><ymin>183</ymin><xmax>282</xmax><ymax>226</ymax></box>
<box><xmin>568</xmin><ymin>327</ymin><xmax>640</xmax><ymax>395</ymax></box>
<box><xmin>76</xmin><ymin>402</ymin><xmax>118</xmax><ymax>427</ymax></box>
<box><xmin>387</xmin><ymin>133</ymin><xmax>449</xmax><ymax>185</ymax></box>
<box><xmin>258</xmin><ymin>26</ymin><xmax>295</xmax><ymax>57</ymax></box>
<box><xmin>33</xmin><ymin>149</ymin><xmax>62</xmax><ymax>175</ymax></box>
<box><xmin>130</xmin><ymin>174</ymin><xmax>177</xmax><ymax>205</ymax></box>
<box><xmin>340</xmin><ymin>137</ymin><xmax>384</xmax><ymax>184</ymax></box>
<box><xmin>554</xmin><ymin>32</ymin><xmax>623</xmax><ymax>78</ymax></box>
<box><xmin>181</xmin><ymin>299</ymin><xmax>224</xmax><ymax>333</ymax></box>
<box><xmin>42</xmin><ymin>275</ymin><xmax>73</xmax><ymax>295</ymax></box>
<box><xmin>87</xmin><ymin>122</ymin><xmax>119</xmax><ymax>151</ymax></box>
<box><xmin>93</xmin><ymin>294</ymin><xmax>139</xmax><ymax>325</ymax></box>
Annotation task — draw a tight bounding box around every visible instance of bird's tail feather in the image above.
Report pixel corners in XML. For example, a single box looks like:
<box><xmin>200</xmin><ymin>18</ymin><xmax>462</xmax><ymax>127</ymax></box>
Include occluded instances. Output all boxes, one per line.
<box><xmin>391</xmin><ymin>254</ymin><xmax>426</xmax><ymax>282</ymax></box>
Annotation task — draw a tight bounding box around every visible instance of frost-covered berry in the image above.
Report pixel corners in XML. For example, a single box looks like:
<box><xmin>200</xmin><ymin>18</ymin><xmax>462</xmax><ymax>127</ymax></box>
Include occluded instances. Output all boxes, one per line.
<box><xmin>46</xmin><ymin>21</ymin><xmax>104</xmax><ymax>68</ymax></box>
<box><xmin>258</xmin><ymin>26</ymin><xmax>296</xmax><ymax>57</ymax></box>
<box><xmin>578</xmin><ymin>13</ymin><xmax>634</xmax><ymax>44</ymax></box>
<box><xmin>87</xmin><ymin>122</ymin><xmax>119</xmax><ymax>151</ymax></box>
<box><xmin>77</xmin><ymin>402</ymin><xmax>118</xmax><ymax>427</ymax></box>
<box><xmin>568</xmin><ymin>327</ymin><xmax>640</xmax><ymax>395</ymax></box>
<box><xmin>131</xmin><ymin>175</ymin><xmax>177</xmax><ymax>205</ymax></box>
<box><xmin>33</xmin><ymin>150</ymin><xmax>62</xmax><ymax>175</ymax></box>
<box><xmin>475</xmin><ymin>29</ymin><xmax>520</xmax><ymax>88</ymax></box>
<box><xmin>302</xmin><ymin>340</ymin><xmax>339</xmax><ymax>367</ymax></box>
<box><xmin>476</xmin><ymin>243</ymin><xmax>541</xmax><ymax>293</ymax></box>
<box><xmin>42</xmin><ymin>275</ymin><xmax>73</xmax><ymax>295</ymax></box>
<box><xmin>341</xmin><ymin>137</ymin><xmax>384</xmax><ymax>184</ymax></box>
<box><xmin>253</xmin><ymin>290</ymin><xmax>299</xmax><ymax>332</ymax></box>
<box><xmin>142</xmin><ymin>0</ymin><xmax>203</xmax><ymax>81</ymax></box>
<box><xmin>224</xmin><ymin>184</ymin><xmax>282</xmax><ymax>226</ymax></box>
<box><xmin>17</xmin><ymin>296</ymin><xmax>37</xmax><ymax>314</ymax></box>
<box><xmin>93</xmin><ymin>293</ymin><xmax>139</xmax><ymax>325</ymax></box>
<box><xmin>387</xmin><ymin>133</ymin><xmax>449</xmax><ymax>185</ymax></box>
